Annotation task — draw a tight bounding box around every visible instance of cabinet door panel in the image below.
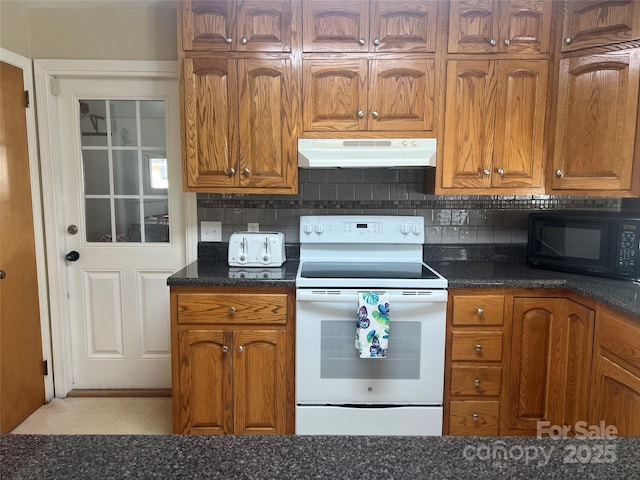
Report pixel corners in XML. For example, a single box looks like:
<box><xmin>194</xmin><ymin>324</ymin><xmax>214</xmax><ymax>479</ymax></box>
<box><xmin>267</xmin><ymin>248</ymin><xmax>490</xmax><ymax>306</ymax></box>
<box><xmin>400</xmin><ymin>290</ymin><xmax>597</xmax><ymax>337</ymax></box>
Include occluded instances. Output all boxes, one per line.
<box><xmin>178</xmin><ymin>330</ymin><xmax>232</xmax><ymax>434</ymax></box>
<box><xmin>237</xmin><ymin>0</ymin><xmax>292</xmax><ymax>52</ymax></box>
<box><xmin>589</xmin><ymin>354</ymin><xmax>640</xmax><ymax>436</ymax></box>
<box><xmin>442</xmin><ymin>60</ymin><xmax>497</xmax><ymax>188</ymax></box>
<box><xmin>233</xmin><ymin>330</ymin><xmax>288</xmax><ymax>434</ymax></box>
<box><xmin>492</xmin><ymin>60</ymin><xmax>547</xmax><ymax>188</ymax></box>
<box><xmin>238</xmin><ymin>59</ymin><xmax>296</xmax><ymax>188</ymax></box>
<box><xmin>552</xmin><ymin>50</ymin><xmax>640</xmax><ymax>191</ymax></box>
<box><xmin>370</xmin><ymin>0</ymin><xmax>437</xmax><ymax>52</ymax></box>
<box><xmin>368</xmin><ymin>59</ymin><xmax>435</xmax><ymax>132</ymax></box>
<box><xmin>506</xmin><ymin>298</ymin><xmax>555</xmax><ymax>432</ymax></box>
<box><xmin>303</xmin><ymin>60</ymin><xmax>368</xmax><ymax>131</ymax></box>
<box><xmin>182</xmin><ymin>58</ymin><xmax>238</xmax><ymax>190</ymax></box>
<box><xmin>181</xmin><ymin>0</ymin><xmax>235</xmax><ymax>51</ymax></box>
<box><xmin>448</xmin><ymin>0</ymin><xmax>500</xmax><ymax>53</ymax></box>
<box><xmin>562</xmin><ymin>0</ymin><xmax>640</xmax><ymax>51</ymax></box>
<box><xmin>501</xmin><ymin>0</ymin><xmax>552</xmax><ymax>54</ymax></box>
<box><xmin>303</xmin><ymin>0</ymin><xmax>369</xmax><ymax>52</ymax></box>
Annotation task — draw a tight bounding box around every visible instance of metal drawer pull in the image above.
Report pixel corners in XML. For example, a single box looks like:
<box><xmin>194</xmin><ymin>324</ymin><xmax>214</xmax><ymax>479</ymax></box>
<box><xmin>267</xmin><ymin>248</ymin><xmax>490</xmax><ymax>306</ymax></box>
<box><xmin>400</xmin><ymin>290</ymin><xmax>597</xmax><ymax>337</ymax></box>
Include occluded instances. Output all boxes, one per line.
<box><xmin>504</xmin><ymin>38</ymin><xmax>511</xmax><ymax>46</ymax></box>
<box><xmin>555</xmin><ymin>169</ymin><xmax>562</xmax><ymax>177</ymax></box>
<box><xmin>477</xmin><ymin>308</ymin><xmax>484</xmax><ymax>315</ymax></box>
<box><xmin>373</xmin><ymin>38</ymin><xmax>380</xmax><ymax>46</ymax></box>
<box><xmin>229</xmin><ymin>306</ymin><xmax>236</xmax><ymax>313</ymax></box>
<box><xmin>475</xmin><ymin>344</ymin><xmax>483</xmax><ymax>352</ymax></box>
<box><xmin>482</xmin><ymin>169</ymin><xmax>490</xmax><ymax>175</ymax></box>
<box><xmin>474</xmin><ymin>379</ymin><xmax>481</xmax><ymax>386</ymax></box>
<box><xmin>243</xmin><ymin>167</ymin><xmax>250</xmax><ymax>175</ymax></box>
<box><xmin>225</xmin><ymin>38</ymin><xmax>232</xmax><ymax>44</ymax></box>
<box><xmin>489</xmin><ymin>39</ymin><xmax>497</xmax><ymax>46</ymax></box>
<box><xmin>472</xmin><ymin>413</ymin><xmax>480</xmax><ymax>421</ymax></box>
<box><xmin>565</xmin><ymin>37</ymin><xmax>572</xmax><ymax>44</ymax></box>
<box><xmin>237</xmin><ymin>346</ymin><xmax>244</xmax><ymax>353</ymax></box>
<box><xmin>228</xmin><ymin>168</ymin><xmax>236</xmax><ymax>176</ymax></box>
<box><xmin>241</xmin><ymin>37</ymin><xmax>248</xmax><ymax>45</ymax></box>
<box><xmin>222</xmin><ymin>346</ymin><xmax>228</xmax><ymax>353</ymax></box>
<box><xmin>357</xmin><ymin>110</ymin><xmax>364</xmax><ymax>118</ymax></box>
<box><xmin>371</xmin><ymin>111</ymin><xmax>379</xmax><ymax>118</ymax></box>
<box><xmin>358</xmin><ymin>38</ymin><xmax>365</xmax><ymax>46</ymax></box>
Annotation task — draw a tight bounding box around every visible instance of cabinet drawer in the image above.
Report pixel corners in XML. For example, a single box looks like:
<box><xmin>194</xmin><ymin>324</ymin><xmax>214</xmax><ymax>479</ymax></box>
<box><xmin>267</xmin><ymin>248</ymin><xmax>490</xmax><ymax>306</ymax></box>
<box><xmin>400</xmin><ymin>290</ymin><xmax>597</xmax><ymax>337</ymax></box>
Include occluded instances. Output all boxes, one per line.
<box><xmin>450</xmin><ymin>365</ymin><xmax>502</xmax><ymax>396</ymax></box>
<box><xmin>177</xmin><ymin>293</ymin><xmax>287</xmax><ymax>324</ymax></box>
<box><xmin>452</xmin><ymin>295</ymin><xmax>504</xmax><ymax>326</ymax></box>
<box><xmin>451</xmin><ymin>332</ymin><xmax>503</xmax><ymax>362</ymax></box>
<box><xmin>449</xmin><ymin>400</ymin><xmax>499</xmax><ymax>436</ymax></box>
<box><xmin>598</xmin><ymin>309</ymin><xmax>640</xmax><ymax>373</ymax></box>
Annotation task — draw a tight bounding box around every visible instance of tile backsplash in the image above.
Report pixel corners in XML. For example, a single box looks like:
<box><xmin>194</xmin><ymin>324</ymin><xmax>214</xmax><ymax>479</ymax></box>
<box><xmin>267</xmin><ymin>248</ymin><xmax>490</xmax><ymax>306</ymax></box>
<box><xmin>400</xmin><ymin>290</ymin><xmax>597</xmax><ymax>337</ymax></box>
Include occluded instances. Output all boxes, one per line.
<box><xmin>197</xmin><ymin>168</ymin><xmax>621</xmax><ymax>244</ymax></box>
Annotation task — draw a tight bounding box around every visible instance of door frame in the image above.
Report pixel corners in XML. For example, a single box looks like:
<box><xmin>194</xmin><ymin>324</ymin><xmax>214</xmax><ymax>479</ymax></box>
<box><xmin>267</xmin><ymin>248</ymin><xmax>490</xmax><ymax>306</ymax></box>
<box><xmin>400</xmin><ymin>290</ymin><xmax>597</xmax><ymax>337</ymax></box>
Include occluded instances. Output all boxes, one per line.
<box><xmin>33</xmin><ymin>59</ymin><xmax>197</xmax><ymax>397</ymax></box>
<box><xmin>0</xmin><ymin>48</ymin><xmax>53</xmax><ymax>401</ymax></box>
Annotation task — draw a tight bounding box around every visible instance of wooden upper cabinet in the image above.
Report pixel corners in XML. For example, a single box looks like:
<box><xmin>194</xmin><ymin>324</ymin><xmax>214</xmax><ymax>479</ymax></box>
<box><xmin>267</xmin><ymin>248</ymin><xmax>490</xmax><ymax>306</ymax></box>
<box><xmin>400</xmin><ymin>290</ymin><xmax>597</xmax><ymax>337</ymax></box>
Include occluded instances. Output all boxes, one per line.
<box><xmin>303</xmin><ymin>0</ymin><xmax>369</xmax><ymax>52</ymax></box>
<box><xmin>369</xmin><ymin>1</ymin><xmax>437</xmax><ymax>53</ymax></box>
<box><xmin>303</xmin><ymin>0</ymin><xmax>436</xmax><ymax>53</ymax></box>
<box><xmin>562</xmin><ymin>0</ymin><xmax>640</xmax><ymax>52</ymax></box>
<box><xmin>182</xmin><ymin>57</ymin><xmax>238</xmax><ymax>190</ymax></box>
<box><xmin>303</xmin><ymin>59</ymin><xmax>435</xmax><ymax>132</ymax></box>
<box><xmin>238</xmin><ymin>59</ymin><xmax>297</xmax><ymax>190</ymax></box>
<box><xmin>492</xmin><ymin>60</ymin><xmax>547</xmax><ymax>188</ymax></box>
<box><xmin>181</xmin><ymin>57</ymin><xmax>297</xmax><ymax>192</ymax></box>
<box><xmin>180</xmin><ymin>0</ymin><xmax>293</xmax><ymax>52</ymax></box>
<box><xmin>448</xmin><ymin>0</ymin><xmax>552</xmax><ymax>54</ymax></box>
<box><xmin>551</xmin><ymin>49</ymin><xmax>640</xmax><ymax>193</ymax></box>
<box><xmin>441</xmin><ymin>59</ymin><xmax>547</xmax><ymax>191</ymax></box>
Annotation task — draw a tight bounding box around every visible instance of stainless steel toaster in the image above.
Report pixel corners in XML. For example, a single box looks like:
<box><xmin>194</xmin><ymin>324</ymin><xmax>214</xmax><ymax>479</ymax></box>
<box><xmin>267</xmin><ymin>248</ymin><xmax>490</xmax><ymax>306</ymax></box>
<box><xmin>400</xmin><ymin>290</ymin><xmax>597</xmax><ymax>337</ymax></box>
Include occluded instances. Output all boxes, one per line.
<box><xmin>228</xmin><ymin>231</ymin><xmax>286</xmax><ymax>267</ymax></box>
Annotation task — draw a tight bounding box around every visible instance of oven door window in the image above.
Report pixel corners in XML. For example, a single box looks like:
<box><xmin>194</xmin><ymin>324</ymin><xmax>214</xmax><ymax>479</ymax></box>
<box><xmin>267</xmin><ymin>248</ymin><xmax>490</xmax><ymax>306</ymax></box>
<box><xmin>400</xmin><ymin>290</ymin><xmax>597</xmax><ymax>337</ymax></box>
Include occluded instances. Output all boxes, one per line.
<box><xmin>321</xmin><ymin>321</ymin><xmax>421</xmax><ymax>379</ymax></box>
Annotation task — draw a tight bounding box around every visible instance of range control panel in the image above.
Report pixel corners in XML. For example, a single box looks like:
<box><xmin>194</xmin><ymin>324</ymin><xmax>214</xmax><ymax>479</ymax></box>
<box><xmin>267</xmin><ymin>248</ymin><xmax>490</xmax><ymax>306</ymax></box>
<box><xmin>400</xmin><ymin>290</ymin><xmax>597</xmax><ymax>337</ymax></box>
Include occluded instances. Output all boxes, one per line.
<box><xmin>299</xmin><ymin>215</ymin><xmax>424</xmax><ymax>244</ymax></box>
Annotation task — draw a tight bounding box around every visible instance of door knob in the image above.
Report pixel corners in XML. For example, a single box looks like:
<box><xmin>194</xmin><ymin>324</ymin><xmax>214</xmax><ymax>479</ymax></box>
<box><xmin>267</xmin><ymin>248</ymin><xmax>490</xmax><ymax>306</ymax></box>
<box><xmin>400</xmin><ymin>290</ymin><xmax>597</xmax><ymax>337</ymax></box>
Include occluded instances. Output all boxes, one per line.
<box><xmin>65</xmin><ymin>251</ymin><xmax>80</xmax><ymax>262</ymax></box>
<box><xmin>67</xmin><ymin>224</ymin><xmax>79</xmax><ymax>235</ymax></box>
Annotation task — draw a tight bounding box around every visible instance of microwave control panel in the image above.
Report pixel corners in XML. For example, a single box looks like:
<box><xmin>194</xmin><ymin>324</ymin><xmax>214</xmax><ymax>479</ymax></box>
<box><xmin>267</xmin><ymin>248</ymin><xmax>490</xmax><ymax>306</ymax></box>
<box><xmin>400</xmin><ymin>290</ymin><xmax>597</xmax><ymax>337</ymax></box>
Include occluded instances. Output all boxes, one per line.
<box><xmin>617</xmin><ymin>221</ymin><xmax>639</xmax><ymax>275</ymax></box>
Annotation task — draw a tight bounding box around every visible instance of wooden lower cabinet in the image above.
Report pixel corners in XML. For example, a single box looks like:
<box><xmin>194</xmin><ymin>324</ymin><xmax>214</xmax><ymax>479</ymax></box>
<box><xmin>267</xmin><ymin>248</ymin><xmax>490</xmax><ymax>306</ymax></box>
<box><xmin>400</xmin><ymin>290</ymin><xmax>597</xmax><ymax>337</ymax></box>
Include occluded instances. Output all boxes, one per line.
<box><xmin>589</xmin><ymin>306</ymin><xmax>640</xmax><ymax>436</ymax></box>
<box><xmin>171</xmin><ymin>287</ymin><xmax>295</xmax><ymax>435</ymax></box>
<box><xmin>444</xmin><ymin>289</ymin><xmax>506</xmax><ymax>435</ymax></box>
<box><xmin>502</xmin><ymin>294</ymin><xmax>594</xmax><ymax>436</ymax></box>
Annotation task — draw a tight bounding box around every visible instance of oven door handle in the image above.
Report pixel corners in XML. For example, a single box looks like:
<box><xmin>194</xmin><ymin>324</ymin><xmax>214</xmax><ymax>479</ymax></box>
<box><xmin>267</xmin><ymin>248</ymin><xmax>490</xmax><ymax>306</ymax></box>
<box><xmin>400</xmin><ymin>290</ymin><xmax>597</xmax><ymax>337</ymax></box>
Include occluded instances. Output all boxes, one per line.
<box><xmin>296</xmin><ymin>290</ymin><xmax>447</xmax><ymax>303</ymax></box>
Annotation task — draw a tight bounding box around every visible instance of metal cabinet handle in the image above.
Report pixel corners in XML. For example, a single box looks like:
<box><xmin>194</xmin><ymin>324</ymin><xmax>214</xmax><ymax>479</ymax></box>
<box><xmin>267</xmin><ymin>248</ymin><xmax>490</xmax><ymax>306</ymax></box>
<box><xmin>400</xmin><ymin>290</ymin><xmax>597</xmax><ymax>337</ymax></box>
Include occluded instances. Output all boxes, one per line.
<box><xmin>371</xmin><ymin>110</ymin><xmax>379</xmax><ymax>118</ymax></box>
<box><xmin>475</xmin><ymin>344</ymin><xmax>483</xmax><ymax>352</ymax></box>
<box><xmin>228</xmin><ymin>167</ymin><xmax>236</xmax><ymax>176</ymax></box>
<box><xmin>243</xmin><ymin>167</ymin><xmax>250</xmax><ymax>175</ymax></box>
<box><xmin>0</xmin><ymin>270</ymin><xmax>6</xmax><ymax>280</ymax></box>
<box><xmin>241</xmin><ymin>37</ymin><xmax>248</xmax><ymax>45</ymax></box>
<box><xmin>477</xmin><ymin>308</ymin><xmax>484</xmax><ymax>315</ymax></box>
<box><xmin>472</xmin><ymin>413</ymin><xmax>480</xmax><ymax>421</ymax></box>
<box><xmin>373</xmin><ymin>38</ymin><xmax>380</xmax><ymax>46</ymax></box>
<box><xmin>357</xmin><ymin>110</ymin><xmax>364</xmax><ymax>118</ymax></box>
<box><xmin>555</xmin><ymin>169</ymin><xmax>562</xmax><ymax>177</ymax></box>
<box><xmin>504</xmin><ymin>38</ymin><xmax>511</xmax><ymax>46</ymax></box>
<box><xmin>482</xmin><ymin>169</ymin><xmax>490</xmax><ymax>175</ymax></box>
<box><xmin>222</xmin><ymin>345</ymin><xmax>228</xmax><ymax>353</ymax></box>
<box><xmin>497</xmin><ymin>168</ymin><xmax>504</xmax><ymax>175</ymax></box>
<box><xmin>225</xmin><ymin>38</ymin><xmax>232</xmax><ymax>44</ymax></box>
<box><xmin>474</xmin><ymin>379</ymin><xmax>481</xmax><ymax>387</ymax></box>
<box><xmin>229</xmin><ymin>306</ymin><xmax>236</xmax><ymax>313</ymax></box>
<box><xmin>358</xmin><ymin>38</ymin><xmax>365</xmax><ymax>46</ymax></box>
<box><xmin>237</xmin><ymin>346</ymin><xmax>244</xmax><ymax>353</ymax></box>
<box><xmin>490</xmin><ymin>39</ymin><xmax>497</xmax><ymax>46</ymax></box>
<box><xmin>565</xmin><ymin>37</ymin><xmax>572</xmax><ymax>44</ymax></box>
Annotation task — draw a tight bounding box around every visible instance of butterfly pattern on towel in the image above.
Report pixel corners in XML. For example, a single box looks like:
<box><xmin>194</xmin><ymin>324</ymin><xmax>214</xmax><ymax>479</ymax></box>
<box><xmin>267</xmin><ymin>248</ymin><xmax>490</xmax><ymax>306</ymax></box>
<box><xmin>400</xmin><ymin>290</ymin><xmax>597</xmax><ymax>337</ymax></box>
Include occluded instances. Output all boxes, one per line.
<box><xmin>356</xmin><ymin>292</ymin><xmax>390</xmax><ymax>358</ymax></box>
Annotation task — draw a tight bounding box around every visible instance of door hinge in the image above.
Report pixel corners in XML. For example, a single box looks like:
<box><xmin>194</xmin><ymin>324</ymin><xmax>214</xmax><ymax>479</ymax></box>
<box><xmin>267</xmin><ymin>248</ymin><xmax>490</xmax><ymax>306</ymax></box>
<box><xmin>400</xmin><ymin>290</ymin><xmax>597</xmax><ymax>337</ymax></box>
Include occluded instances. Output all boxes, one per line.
<box><xmin>43</xmin><ymin>360</ymin><xmax>49</xmax><ymax>376</ymax></box>
<box><xmin>25</xmin><ymin>90</ymin><xmax>30</xmax><ymax>108</ymax></box>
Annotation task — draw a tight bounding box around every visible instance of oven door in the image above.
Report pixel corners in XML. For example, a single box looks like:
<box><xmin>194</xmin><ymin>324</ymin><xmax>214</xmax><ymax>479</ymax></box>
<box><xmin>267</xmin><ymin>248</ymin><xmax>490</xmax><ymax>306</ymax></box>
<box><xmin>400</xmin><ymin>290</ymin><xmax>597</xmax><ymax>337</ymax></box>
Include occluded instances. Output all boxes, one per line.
<box><xmin>295</xmin><ymin>288</ymin><xmax>447</xmax><ymax>405</ymax></box>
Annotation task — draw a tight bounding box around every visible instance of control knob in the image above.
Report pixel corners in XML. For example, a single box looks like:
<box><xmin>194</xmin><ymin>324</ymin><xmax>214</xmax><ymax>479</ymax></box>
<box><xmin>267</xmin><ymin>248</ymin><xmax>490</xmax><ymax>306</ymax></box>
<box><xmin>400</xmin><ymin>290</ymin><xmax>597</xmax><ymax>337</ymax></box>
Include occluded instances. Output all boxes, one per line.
<box><xmin>400</xmin><ymin>224</ymin><xmax>410</xmax><ymax>235</ymax></box>
<box><xmin>303</xmin><ymin>224</ymin><xmax>314</xmax><ymax>234</ymax></box>
<box><xmin>412</xmin><ymin>224</ymin><xmax>422</xmax><ymax>235</ymax></box>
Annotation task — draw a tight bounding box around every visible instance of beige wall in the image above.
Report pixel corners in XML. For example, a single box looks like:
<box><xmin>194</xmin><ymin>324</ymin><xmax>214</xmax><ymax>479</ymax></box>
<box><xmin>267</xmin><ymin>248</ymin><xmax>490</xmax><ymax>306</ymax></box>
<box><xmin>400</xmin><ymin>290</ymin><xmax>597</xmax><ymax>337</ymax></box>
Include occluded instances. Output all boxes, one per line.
<box><xmin>2</xmin><ymin>4</ymin><xmax>177</xmax><ymax>60</ymax></box>
<box><xmin>0</xmin><ymin>1</ymin><xmax>31</xmax><ymax>57</ymax></box>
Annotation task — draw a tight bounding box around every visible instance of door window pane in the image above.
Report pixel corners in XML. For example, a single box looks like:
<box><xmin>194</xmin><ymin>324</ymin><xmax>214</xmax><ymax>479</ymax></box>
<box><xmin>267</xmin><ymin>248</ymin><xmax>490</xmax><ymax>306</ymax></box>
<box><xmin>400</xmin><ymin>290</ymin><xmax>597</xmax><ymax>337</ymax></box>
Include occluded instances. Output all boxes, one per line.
<box><xmin>85</xmin><ymin>199</ymin><xmax>112</xmax><ymax>242</ymax></box>
<box><xmin>113</xmin><ymin>150</ymin><xmax>139</xmax><ymax>195</ymax></box>
<box><xmin>110</xmin><ymin>100</ymin><xmax>138</xmax><ymax>147</ymax></box>
<box><xmin>82</xmin><ymin>150</ymin><xmax>110</xmax><ymax>195</ymax></box>
<box><xmin>80</xmin><ymin>99</ymin><xmax>169</xmax><ymax>243</ymax></box>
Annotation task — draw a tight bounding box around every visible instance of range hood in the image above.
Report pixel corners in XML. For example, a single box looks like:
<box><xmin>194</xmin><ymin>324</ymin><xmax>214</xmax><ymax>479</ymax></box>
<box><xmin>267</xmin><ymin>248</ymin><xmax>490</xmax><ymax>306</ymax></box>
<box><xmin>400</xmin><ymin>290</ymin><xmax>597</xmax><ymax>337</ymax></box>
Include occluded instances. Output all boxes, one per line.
<box><xmin>297</xmin><ymin>138</ymin><xmax>437</xmax><ymax>168</ymax></box>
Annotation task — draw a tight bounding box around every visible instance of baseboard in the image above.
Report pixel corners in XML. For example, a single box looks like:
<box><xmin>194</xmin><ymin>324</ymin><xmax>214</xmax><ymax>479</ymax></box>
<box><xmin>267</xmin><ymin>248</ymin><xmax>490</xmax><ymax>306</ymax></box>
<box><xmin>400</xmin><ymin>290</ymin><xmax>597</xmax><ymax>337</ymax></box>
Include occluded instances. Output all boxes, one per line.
<box><xmin>67</xmin><ymin>389</ymin><xmax>171</xmax><ymax>398</ymax></box>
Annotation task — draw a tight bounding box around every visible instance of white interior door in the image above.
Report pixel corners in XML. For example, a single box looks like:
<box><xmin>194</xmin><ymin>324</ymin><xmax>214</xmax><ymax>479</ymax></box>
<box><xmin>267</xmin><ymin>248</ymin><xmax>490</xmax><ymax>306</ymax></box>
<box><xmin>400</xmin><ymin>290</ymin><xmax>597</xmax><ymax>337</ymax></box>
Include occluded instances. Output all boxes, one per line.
<box><xmin>56</xmin><ymin>76</ymin><xmax>184</xmax><ymax>389</ymax></box>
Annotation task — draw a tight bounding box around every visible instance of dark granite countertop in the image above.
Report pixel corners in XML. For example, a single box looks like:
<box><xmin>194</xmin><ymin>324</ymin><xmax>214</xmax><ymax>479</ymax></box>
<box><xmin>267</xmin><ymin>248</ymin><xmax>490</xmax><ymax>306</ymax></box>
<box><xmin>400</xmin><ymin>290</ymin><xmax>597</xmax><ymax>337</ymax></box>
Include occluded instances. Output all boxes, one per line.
<box><xmin>3</xmin><ymin>434</ymin><xmax>639</xmax><ymax>479</ymax></box>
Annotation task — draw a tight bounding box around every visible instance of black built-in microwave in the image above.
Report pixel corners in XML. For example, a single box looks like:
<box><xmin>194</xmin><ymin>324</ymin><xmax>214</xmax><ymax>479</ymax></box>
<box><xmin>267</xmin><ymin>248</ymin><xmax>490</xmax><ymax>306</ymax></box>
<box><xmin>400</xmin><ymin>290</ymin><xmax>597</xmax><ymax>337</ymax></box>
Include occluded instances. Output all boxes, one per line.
<box><xmin>527</xmin><ymin>211</ymin><xmax>640</xmax><ymax>281</ymax></box>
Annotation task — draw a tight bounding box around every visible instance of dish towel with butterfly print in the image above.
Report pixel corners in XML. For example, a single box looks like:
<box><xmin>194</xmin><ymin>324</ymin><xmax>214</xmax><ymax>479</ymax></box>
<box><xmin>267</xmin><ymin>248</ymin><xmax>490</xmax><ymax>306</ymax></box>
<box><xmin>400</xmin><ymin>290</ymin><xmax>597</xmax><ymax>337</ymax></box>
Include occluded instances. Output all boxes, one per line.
<box><xmin>355</xmin><ymin>292</ymin><xmax>390</xmax><ymax>358</ymax></box>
